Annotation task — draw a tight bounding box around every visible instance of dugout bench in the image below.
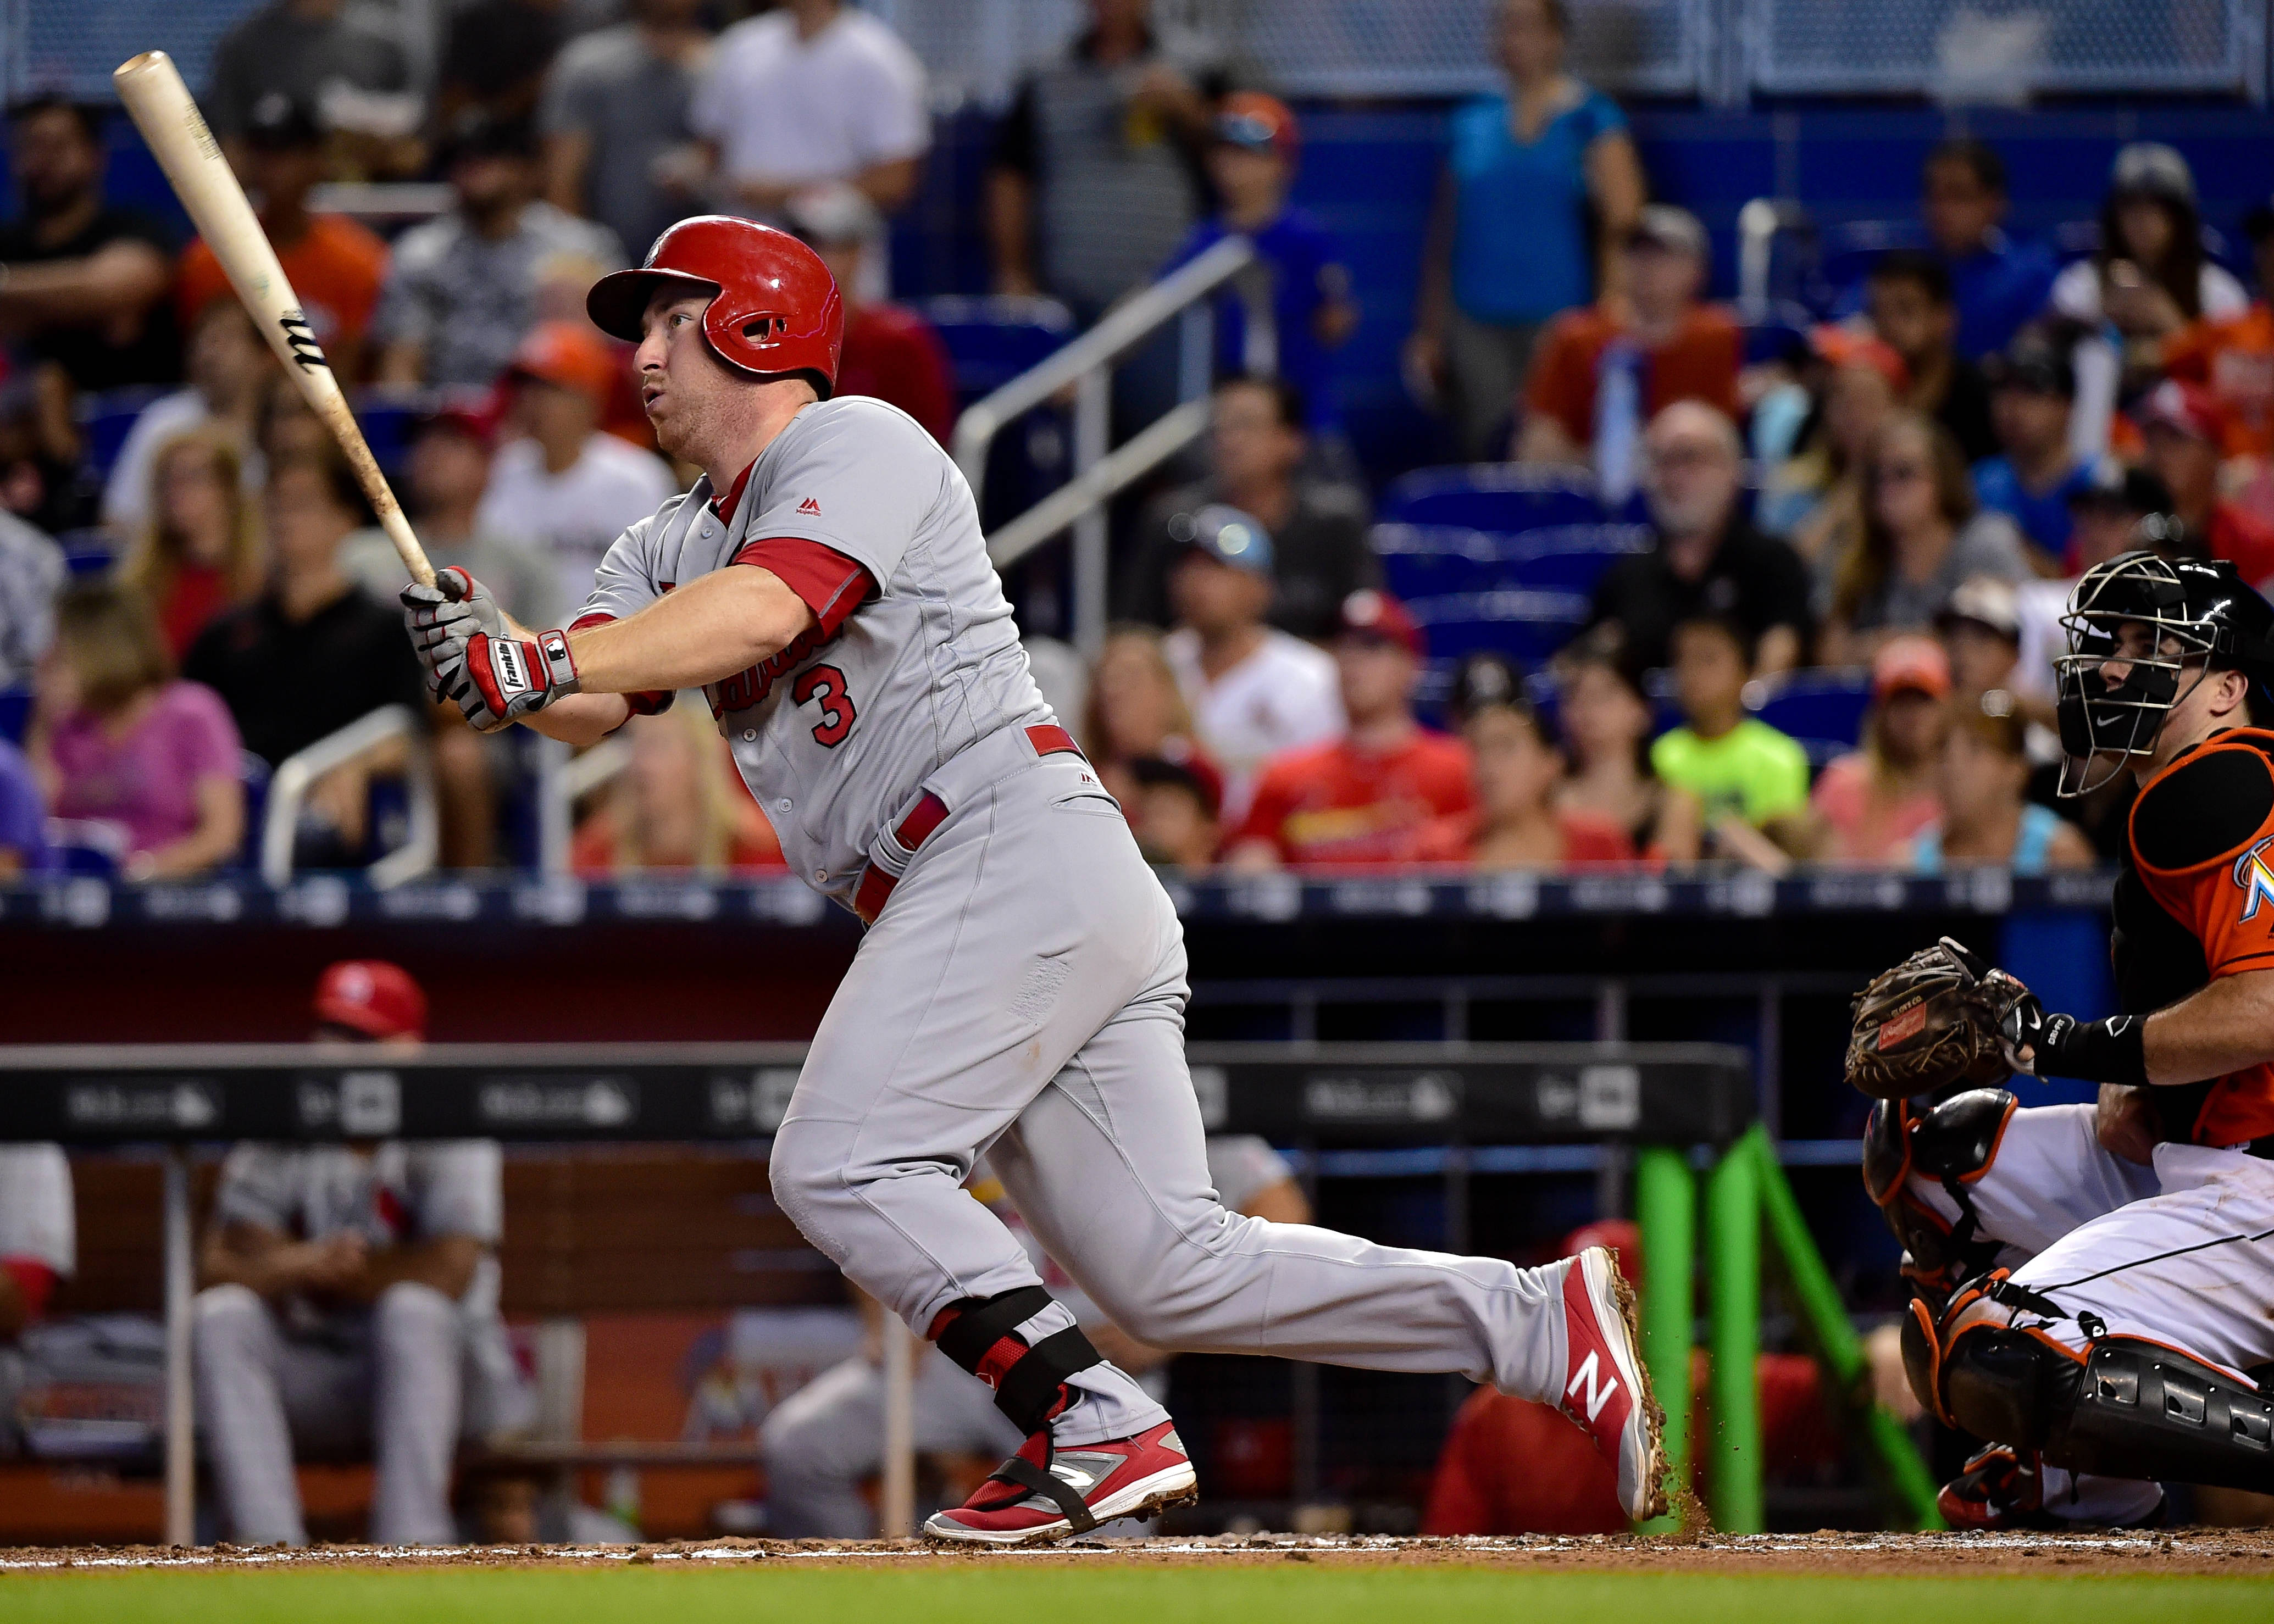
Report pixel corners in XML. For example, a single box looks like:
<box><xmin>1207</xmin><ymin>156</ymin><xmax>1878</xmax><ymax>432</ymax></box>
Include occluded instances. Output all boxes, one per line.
<box><xmin>0</xmin><ymin>1042</ymin><xmax>1936</xmax><ymax>1542</ymax></box>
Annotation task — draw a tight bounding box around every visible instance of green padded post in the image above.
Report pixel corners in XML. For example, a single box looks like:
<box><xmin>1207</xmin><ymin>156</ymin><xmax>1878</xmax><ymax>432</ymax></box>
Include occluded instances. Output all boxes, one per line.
<box><xmin>1704</xmin><ymin>1137</ymin><xmax>1764</xmax><ymax>1532</ymax></box>
<box><xmin>1746</xmin><ymin>1125</ymin><xmax>1944</xmax><ymax>1528</ymax></box>
<box><xmin>1631</xmin><ymin>1144</ymin><xmax>1694</xmax><ymax>1532</ymax></box>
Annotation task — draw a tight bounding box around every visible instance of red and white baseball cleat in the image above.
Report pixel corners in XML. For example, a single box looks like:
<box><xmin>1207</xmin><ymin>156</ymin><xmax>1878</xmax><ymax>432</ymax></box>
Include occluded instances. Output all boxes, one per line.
<box><xmin>1557</xmin><ymin>1243</ymin><xmax>1670</xmax><ymax>1521</ymax></box>
<box><xmin>922</xmin><ymin>1419</ymin><xmax>1197</xmax><ymax>1547</ymax></box>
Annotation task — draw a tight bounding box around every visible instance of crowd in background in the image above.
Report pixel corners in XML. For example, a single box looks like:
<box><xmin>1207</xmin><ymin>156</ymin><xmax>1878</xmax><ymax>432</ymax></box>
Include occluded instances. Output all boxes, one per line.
<box><xmin>0</xmin><ymin>0</ymin><xmax>2267</xmax><ymax>882</ymax></box>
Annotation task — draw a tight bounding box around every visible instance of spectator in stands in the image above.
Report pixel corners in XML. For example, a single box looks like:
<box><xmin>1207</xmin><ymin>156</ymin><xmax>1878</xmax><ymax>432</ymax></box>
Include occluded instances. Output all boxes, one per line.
<box><xmin>1589</xmin><ymin>402</ymin><xmax>1811</xmax><ymax>675</ymax></box>
<box><xmin>475</xmin><ymin>321</ymin><xmax>675</xmax><ymax>613</ymax></box>
<box><xmin>1417</xmin><ymin>655</ymin><xmax>1629</xmax><ymax>868</ymax></box>
<box><xmin>117</xmin><ymin>429</ymin><xmax>266</xmax><ymax>661</ymax></box>
<box><xmin>1163</xmin><ymin>505</ymin><xmax>1343</xmax><ymax>821</ymax></box>
<box><xmin>1912</xmin><ymin>138</ymin><xmax>2060</xmax><ymax>361</ymax></box>
<box><xmin>572</xmin><ymin>703</ymin><xmax>786</xmax><ymax>875</ymax></box>
<box><xmin>1650</xmin><ymin>614</ymin><xmax>1810</xmax><ymax>865</ymax></box>
<box><xmin>1773</xmin><ymin>329</ymin><xmax>1906</xmax><ymax>561</ymax></box>
<box><xmin>439</xmin><ymin>0</ymin><xmax>568</xmax><ymax>131</ymax></box>
<box><xmin>1810</xmin><ymin>635</ymin><xmax>1949</xmax><ymax>865</ymax></box>
<box><xmin>177</xmin><ymin>96</ymin><xmax>390</xmax><ymax>387</ymax></box>
<box><xmin>346</xmin><ymin>404</ymin><xmax>561</xmax><ymax>631</ymax></box>
<box><xmin>256</xmin><ymin>371</ymin><xmax>335</xmax><ymax>471</ymax></box>
<box><xmin>1866</xmin><ymin>251</ymin><xmax>1996</xmax><ymax>465</ymax></box>
<box><xmin>2162</xmin><ymin>198</ymin><xmax>2274</xmax><ymax>468</ymax></box>
<box><xmin>0</xmin><ymin>1143</ymin><xmax>74</xmax><ymax>1450</ymax></box>
<box><xmin>1125</xmin><ymin>753</ymin><xmax>1224</xmax><ymax>871</ymax></box>
<box><xmin>1081</xmin><ymin>626</ymin><xmax>1206</xmax><ymax>809</ymax></box>
<box><xmin>1123</xmin><ymin>375</ymin><xmax>1375</xmax><ymax>641</ymax></box>
<box><xmin>0</xmin><ymin>507</ymin><xmax>62</xmax><ymax>692</ymax></box>
<box><xmin>28</xmin><ymin>581</ymin><xmax>245</xmax><ymax>880</ymax></box>
<box><xmin>196</xmin><ymin>960</ymin><xmax>523</xmax><ymax>1547</ymax></box>
<box><xmin>2134</xmin><ymin>378</ymin><xmax>2274</xmax><ymax>588</ymax></box>
<box><xmin>103</xmin><ymin>301</ymin><xmax>273</xmax><ymax>539</ymax></box>
<box><xmin>1516</xmin><ymin>205</ymin><xmax>1740</xmax><ymax>476</ymax></box>
<box><xmin>2051</xmin><ymin>144</ymin><xmax>2247</xmax><ymax>379</ymax></box>
<box><xmin>204</xmin><ymin>0</ymin><xmax>420</xmax><ymax>160</ymax></box>
<box><xmin>1971</xmin><ymin>330</ymin><xmax>2098</xmax><ymax>571</ymax></box>
<box><xmin>1915</xmin><ymin>696</ymin><xmax>2091</xmax><ymax>875</ymax></box>
<box><xmin>2008</xmin><ymin>466</ymin><xmax>2177</xmax><ymax>733</ymax></box>
<box><xmin>1936</xmin><ymin>575</ymin><xmax>2027</xmax><ymax>713</ymax></box>
<box><xmin>0</xmin><ymin>96</ymin><xmax>179</xmax><ymax>391</ymax></box>
<box><xmin>1552</xmin><ymin>633</ymin><xmax>1668</xmax><ymax>854</ymax></box>
<box><xmin>1163</xmin><ymin>93</ymin><xmax>1357</xmax><ymax>439</ymax></box>
<box><xmin>989</xmin><ymin>0</ymin><xmax>1219</xmax><ymax>315</ymax></box>
<box><xmin>541</xmin><ymin>0</ymin><xmax>712</xmax><ymax>268</ymax></box>
<box><xmin>1818</xmin><ymin>410</ymin><xmax>2029</xmax><ymax>665</ymax></box>
<box><xmin>1228</xmin><ymin>590</ymin><xmax>1471</xmax><ymax>870</ymax></box>
<box><xmin>371</xmin><ymin>113</ymin><xmax>624</xmax><ymax>388</ymax></box>
<box><xmin>1406</xmin><ymin>0</ymin><xmax>1643</xmax><ymax>460</ymax></box>
<box><xmin>782</xmin><ymin>187</ymin><xmax>957</xmax><ymax>443</ymax></box>
<box><xmin>0</xmin><ymin>363</ymin><xmax>98</xmax><ymax>536</ymax></box>
<box><xmin>185</xmin><ymin>455</ymin><xmax>426</xmax><ymax>860</ymax></box>
<box><xmin>693</xmin><ymin>0</ymin><xmax>927</xmax><ymax>305</ymax></box>
<box><xmin>0</xmin><ymin>738</ymin><xmax>54</xmax><ymax>877</ymax></box>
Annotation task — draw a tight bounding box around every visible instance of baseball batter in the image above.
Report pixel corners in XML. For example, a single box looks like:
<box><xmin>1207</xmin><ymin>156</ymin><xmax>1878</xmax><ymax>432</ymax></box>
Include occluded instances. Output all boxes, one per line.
<box><xmin>402</xmin><ymin>216</ymin><xmax>1665</xmax><ymax>1543</ymax></box>
<box><xmin>1857</xmin><ymin>552</ymin><xmax>2274</xmax><ymax>1526</ymax></box>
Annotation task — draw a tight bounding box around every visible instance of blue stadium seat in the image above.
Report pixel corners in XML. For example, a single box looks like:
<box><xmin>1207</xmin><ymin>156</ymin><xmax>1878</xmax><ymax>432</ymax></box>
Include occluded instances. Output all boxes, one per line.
<box><xmin>1379</xmin><ymin>466</ymin><xmax>1607</xmax><ymax>533</ymax></box>
<box><xmin>0</xmin><ymin>687</ymin><xmax>29</xmax><ymax>746</ymax></box>
<box><xmin>1406</xmin><ymin>587</ymin><xmax>1592</xmax><ymax>670</ymax></box>
<box><xmin>922</xmin><ymin>295</ymin><xmax>1075</xmax><ymax>404</ymax></box>
<box><xmin>1749</xmin><ymin>669</ymin><xmax>1873</xmax><ymax>766</ymax></box>
<box><xmin>76</xmin><ymin>388</ymin><xmax>168</xmax><ymax>483</ymax></box>
<box><xmin>54</xmin><ymin>530</ymin><xmax>115</xmax><ymax>578</ymax></box>
<box><xmin>1371</xmin><ymin>519</ymin><xmax>1650</xmax><ymax>607</ymax></box>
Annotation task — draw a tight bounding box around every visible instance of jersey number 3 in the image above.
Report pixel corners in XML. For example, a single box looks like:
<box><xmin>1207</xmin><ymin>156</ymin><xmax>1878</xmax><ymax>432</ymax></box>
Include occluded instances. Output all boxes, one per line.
<box><xmin>793</xmin><ymin>664</ymin><xmax>857</xmax><ymax>747</ymax></box>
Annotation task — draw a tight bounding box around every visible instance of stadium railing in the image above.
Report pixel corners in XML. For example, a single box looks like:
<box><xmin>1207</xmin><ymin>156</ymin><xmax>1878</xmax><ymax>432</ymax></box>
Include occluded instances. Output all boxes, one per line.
<box><xmin>257</xmin><ymin>704</ymin><xmax>437</xmax><ymax>888</ymax></box>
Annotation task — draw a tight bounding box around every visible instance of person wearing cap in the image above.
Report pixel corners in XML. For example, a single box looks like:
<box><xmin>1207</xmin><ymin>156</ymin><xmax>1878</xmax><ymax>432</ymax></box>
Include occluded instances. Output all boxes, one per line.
<box><xmin>1124</xmin><ymin>373</ymin><xmax>1376</xmax><ymax>642</ymax></box>
<box><xmin>2050</xmin><ymin>144</ymin><xmax>2247</xmax><ymax>366</ymax></box>
<box><xmin>2136</xmin><ymin>377</ymin><xmax>2274</xmax><ymax>588</ymax></box>
<box><xmin>1516</xmin><ymin>204</ymin><xmax>1741</xmax><ymax>474</ymax></box>
<box><xmin>204</xmin><ymin>0</ymin><xmax>418</xmax><ymax>157</ymax></box>
<box><xmin>783</xmin><ymin>186</ymin><xmax>957</xmax><ymax>444</ymax></box>
<box><xmin>1412</xmin><ymin>654</ymin><xmax>1630</xmax><ymax>869</ymax></box>
<box><xmin>541</xmin><ymin>0</ymin><xmax>712</xmax><ymax>269</ymax></box>
<box><xmin>2162</xmin><ymin>198</ymin><xmax>2274</xmax><ymax>464</ymax></box>
<box><xmin>1125</xmin><ymin>751</ymin><xmax>1224</xmax><ymax>870</ymax></box>
<box><xmin>372</xmin><ymin>112</ymin><xmax>624</xmax><ymax>389</ymax></box>
<box><xmin>1162</xmin><ymin>504</ymin><xmax>1343</xmax><ymax>822</ymax></box>
<box><xmin>195</xmin><ymin>961</ymin><xmax>523</xmax><ymax>1547</ymax></box>
<box><xmin>100</xmin><ymin>300</ymin><xmax>274</xmax><ymax>541</ymax></box>
<box><xmin>1406</xmin><ymin>0</ymin><xmax>1644</xmax><ymax>461</ymax></box>
<box><xmin>1935</xmin><ymin>575</ymin><xmax>2029</xmax><ymax>719</ymax></box>
<box><xmin>175</xmin><ymin>95</ymin><xmax>391</xmax><ymax>387</ymax></box>
<box><xmin>1809</xmin><ymin>635</ymin><xmax>1950</xmax><ymax>864</ymax></box>
<box><xmin>1589</xmin><ymin>401</ymin><xmax>1811</xmax><ymax>675</ymax></box>
<box><xmin>1970</xmin><ymin>330</ymin><xmax>2103</xmax><ymax>568</ymax></box>
<box><xmin>691</xmin><ymin>0</ymin><xmax>927</xmax><ymax>307</ymax></box>
<box><xmin>0</xmin><ymin>96</ymin><xmax>180</xmax><ymax>393</ymax></box>
<box><xmin>476</xmin><ymin>320</ymin><xmax>676</xmax><ymax>614</ymax></box>
<box><xmin>1767</xmin><ymin>327</ymin><xmax>1906</xmax><ymax>553</ymax></box>
<box><xmin>1227</xmin><ymin>589</ymin><xmax>1473</xmax><ymax>870</ymax></box>
<box><xmin>1161</xmin><ymin>92</ymin><xmax>1357</xmax><ymax>439</ymax></box>
<box><xmin>1913</xmin><ymin>697</ymin><xmax>2091</xmax><ymax>877</ymax></box>
<box><xmin>1865</xmin><ymin>251</ymin><xmax>1998</xmax><ymax>465</ymax></box>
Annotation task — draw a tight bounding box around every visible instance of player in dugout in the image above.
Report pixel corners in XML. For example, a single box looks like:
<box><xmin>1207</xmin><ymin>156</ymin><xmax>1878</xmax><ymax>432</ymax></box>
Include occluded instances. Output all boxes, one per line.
<box><xmin>1850</xmin><ymin>551</ymin><xmax>2274</xmax><ymax>1527</ymax></box>
<box><xmin>193</xmin><ymin>961</ymin><xmax>528</xmax><ymax>1545</ymax></box>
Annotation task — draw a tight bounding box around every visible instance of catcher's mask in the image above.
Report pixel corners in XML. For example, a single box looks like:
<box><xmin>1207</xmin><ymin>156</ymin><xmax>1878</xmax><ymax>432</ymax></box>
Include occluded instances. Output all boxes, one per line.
<box><xmin>2053</xmin><ymin>550</ymin><xmax>2274</xmax><ymax>796</ymax></box>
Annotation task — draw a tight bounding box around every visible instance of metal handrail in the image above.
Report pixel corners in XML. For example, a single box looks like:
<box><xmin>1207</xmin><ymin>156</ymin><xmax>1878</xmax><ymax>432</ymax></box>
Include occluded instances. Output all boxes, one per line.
<box><xmin>950</xmin><ymin>235</ymin><xmax>1273</xmax><ymax>654</ymax></box>
<box><xmin>535</xmin><ymin>734</ymin><xmax>634</xmax><ymax>875</ymax></box>
<box><xmin>258</xmin><ymin>705</ymin><xmax>438</xmax><ymax>889</ymax></box>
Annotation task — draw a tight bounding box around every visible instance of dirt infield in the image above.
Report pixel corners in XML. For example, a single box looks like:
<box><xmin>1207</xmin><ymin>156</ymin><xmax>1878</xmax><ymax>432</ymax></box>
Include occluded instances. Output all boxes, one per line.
<box><xmin>3</xmin><ymin>1529</ymin><xmax>2270</xmax><ymax>1578</ymax></box>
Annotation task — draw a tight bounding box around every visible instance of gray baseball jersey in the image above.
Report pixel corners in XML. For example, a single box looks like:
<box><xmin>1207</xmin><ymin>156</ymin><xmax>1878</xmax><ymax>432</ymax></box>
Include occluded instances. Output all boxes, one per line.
<box><xmin>577</xmin><ymin>396</ymin><xmax>1052</xmax><ymax>906</ymax></box>
<box><xmin>0</xmin><ymin>1145</ymin><xmax>74</xmax><ymax>1277</ymax></box>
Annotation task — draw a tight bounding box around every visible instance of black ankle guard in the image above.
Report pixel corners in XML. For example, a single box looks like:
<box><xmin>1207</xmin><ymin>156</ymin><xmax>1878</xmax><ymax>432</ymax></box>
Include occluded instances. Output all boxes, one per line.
<box><xmin>934</xmin><ymin>1285</ymin><xmax>1104</xmax><ymax>1436</ymax></box>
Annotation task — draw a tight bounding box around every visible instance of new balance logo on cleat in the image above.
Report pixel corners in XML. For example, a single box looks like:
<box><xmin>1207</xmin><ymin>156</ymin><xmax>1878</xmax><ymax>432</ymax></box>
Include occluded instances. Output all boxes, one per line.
<box><xmin>797</xmin><ymin>497</ymin><xmax>822</xmax><ymax>515</ymax></box>
<box><xmin>1566</xmin><ymin>1350</ymin><xmax>1619</xmax><ymax>1422</ymax></box>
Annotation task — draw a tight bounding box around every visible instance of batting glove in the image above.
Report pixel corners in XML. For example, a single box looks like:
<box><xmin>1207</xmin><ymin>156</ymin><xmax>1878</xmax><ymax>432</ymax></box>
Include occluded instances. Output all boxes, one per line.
<box><xmin>450</xmin><ymin>627</ymin><xmax>583</xmax><ymax>731</ymax></box>
<box><xmin>401</xmin><ymin>566</ymin><xmax>501</xmax><ymax>703</ymax></box>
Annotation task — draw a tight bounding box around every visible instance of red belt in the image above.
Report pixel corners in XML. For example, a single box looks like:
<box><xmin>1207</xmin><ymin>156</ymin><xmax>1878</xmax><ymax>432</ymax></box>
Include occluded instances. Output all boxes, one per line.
<box><xmin>851</xmin><ymin>725</ymin><xmax>1083</xmax><ymax>925</ymax></box>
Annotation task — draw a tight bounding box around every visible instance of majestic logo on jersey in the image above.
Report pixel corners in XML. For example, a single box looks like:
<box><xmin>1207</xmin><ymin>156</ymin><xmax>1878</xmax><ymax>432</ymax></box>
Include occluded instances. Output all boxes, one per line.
<box><xmin>2233</xmin><ymin>835</ymin><xmax>2274</xmax><ymax>922</ymax></box>
<box><xmin>796</xmin><ymin>497</ymin><xmax>822</xmax><ymax>515</ymax></box>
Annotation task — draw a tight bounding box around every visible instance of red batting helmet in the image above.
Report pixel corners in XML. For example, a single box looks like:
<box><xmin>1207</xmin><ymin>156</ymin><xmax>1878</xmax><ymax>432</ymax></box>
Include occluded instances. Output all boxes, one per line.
<box><xmin>586</xmin><ymin>216</ymin><xmax>843</xmax><ymax>397</ymax></box>
<box><xmin>313</xmin><ymin>960</ymin><xmax>428</xmax><ymax>1042</ymax></box>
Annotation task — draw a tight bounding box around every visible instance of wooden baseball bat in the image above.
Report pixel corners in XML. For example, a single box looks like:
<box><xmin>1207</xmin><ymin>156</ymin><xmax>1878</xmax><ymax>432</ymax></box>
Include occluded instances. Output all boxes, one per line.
<box><xmin>112</xmin><ymin>50</ymin><xmax>434</xmax><ymax>587</ymax></box>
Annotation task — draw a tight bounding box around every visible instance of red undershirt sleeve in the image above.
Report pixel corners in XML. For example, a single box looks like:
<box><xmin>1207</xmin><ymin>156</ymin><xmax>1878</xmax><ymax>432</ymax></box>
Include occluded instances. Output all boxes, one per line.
<box><xmin>733</xmin><ymin>537</ymin><xmax>877</xmax><ymax>638</ymax></box>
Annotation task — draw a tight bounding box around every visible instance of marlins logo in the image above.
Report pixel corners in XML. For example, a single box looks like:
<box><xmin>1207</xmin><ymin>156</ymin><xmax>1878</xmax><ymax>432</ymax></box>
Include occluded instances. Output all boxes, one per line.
<box><xmin>2233</xmin><ymin>834</ymin><xmax>2274</xmax><ymax>922</ymax></box>
<box><xmin>278</xmin><ymin>310</ymin><xmax>328</xmax><ymax>372</ymax></box>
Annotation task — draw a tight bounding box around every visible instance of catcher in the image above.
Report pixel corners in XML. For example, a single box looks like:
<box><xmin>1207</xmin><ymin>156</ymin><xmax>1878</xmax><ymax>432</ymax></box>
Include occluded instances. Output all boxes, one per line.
<box><xmin>1848</xmin><ymin>552</ymin><xmax>2274</xmax><ymax>1528</ymax></box>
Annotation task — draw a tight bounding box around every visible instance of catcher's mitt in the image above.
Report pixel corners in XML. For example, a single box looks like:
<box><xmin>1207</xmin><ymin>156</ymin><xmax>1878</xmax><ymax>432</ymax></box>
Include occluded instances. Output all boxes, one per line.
<box><xmin>1844</xmin><ymin>937</ymin><xmax>2025</xmax><ymax>1100</ymax></box>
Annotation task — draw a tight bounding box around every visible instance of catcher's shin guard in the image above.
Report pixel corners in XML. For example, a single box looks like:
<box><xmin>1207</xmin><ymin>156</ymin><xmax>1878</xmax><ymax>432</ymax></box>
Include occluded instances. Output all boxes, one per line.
<box><xmin>929</xmin><ymin>1286</ymin><xmax>1103</xmax><ymax>1434</ymax></box>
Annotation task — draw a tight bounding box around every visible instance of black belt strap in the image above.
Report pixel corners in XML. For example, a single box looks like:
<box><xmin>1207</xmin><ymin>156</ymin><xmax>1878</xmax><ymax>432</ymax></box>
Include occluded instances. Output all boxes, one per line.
<box><xmin>935</xmin><ymin>1286</ymin><xmax>1052</xmax><ymax>1372</ymax></box>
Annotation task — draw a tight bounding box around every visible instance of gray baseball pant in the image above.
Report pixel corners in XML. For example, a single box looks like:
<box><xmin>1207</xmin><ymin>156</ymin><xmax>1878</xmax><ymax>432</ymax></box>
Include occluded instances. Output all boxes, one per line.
<box><xmin>768</xmin><ymin>756</ymin><xmax>1573</xmax><ymax>1448</ymax></box>
<box><xmin>193</xmin><ymin>1281</ymin><xmax>467</xmax><ymax>1545</ymax></box>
